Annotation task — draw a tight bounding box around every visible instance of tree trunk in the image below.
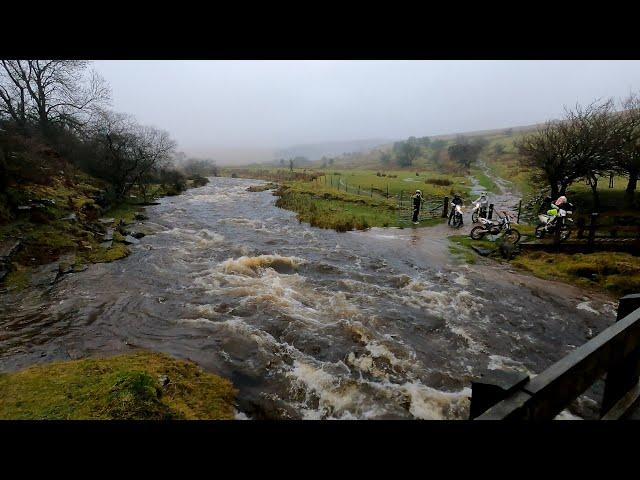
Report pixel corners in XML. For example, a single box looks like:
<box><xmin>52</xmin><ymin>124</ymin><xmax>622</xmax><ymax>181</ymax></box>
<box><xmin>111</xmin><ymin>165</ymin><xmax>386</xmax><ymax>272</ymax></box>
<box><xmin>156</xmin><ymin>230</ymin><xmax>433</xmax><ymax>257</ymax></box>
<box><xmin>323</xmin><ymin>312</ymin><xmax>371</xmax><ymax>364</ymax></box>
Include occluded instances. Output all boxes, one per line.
<box><xmin>626</xmin><ymin>170</ymin><xmax>638</xmax><ymax>195</ymax></box>
<box><xmin>590</xmin><ymin>175</ymin><xmax>600</xmax><ymax>211</ymax></box>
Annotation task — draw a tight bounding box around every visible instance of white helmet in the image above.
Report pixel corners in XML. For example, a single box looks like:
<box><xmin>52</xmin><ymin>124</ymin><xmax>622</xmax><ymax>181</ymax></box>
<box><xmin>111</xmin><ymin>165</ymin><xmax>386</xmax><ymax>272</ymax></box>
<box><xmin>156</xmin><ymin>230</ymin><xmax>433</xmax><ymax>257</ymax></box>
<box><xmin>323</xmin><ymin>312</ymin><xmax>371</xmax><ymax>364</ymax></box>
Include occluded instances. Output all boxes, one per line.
<box><xmin>556</xmin><ymin>195</ymin><xmax>567</xmax><ymax>205</ymax></box>
<box><xmin>415</xmin><ymin>190</ymin><xmax>422</xmax><ymax>195</ymax></box>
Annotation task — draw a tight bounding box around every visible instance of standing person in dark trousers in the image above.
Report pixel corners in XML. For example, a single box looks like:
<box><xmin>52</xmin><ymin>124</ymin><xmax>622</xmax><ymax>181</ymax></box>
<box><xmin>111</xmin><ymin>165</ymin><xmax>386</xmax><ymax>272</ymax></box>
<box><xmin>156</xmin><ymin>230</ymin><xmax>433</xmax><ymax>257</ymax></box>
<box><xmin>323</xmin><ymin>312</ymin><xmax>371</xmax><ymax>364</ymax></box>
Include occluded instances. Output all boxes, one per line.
<box><xmin>412</xmin><ymin>190</ymin><xmax>422</xmax><ymax>224</ymax></box>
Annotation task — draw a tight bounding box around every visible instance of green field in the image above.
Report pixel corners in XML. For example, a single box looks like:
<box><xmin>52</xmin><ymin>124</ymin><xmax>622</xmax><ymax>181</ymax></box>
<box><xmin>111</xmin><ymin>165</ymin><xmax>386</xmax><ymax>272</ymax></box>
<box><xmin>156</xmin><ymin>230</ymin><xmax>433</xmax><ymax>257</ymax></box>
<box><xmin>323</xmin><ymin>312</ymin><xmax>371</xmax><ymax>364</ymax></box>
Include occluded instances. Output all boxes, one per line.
<box><xmin>231</xmin><ymin>165</ymin><xmax>465</xmax><ymax>232</ymax></box>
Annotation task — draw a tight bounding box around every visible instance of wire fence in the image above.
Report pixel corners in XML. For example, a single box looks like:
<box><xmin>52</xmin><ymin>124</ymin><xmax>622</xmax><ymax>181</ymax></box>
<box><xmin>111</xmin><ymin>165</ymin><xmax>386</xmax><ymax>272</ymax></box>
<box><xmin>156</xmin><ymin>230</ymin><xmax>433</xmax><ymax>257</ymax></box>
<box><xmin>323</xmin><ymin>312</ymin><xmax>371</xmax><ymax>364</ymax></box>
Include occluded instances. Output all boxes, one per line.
<box><xmin>313</xmin><ymin>174</ymin><xmax>447</xmax><ymax>224</ymax></box>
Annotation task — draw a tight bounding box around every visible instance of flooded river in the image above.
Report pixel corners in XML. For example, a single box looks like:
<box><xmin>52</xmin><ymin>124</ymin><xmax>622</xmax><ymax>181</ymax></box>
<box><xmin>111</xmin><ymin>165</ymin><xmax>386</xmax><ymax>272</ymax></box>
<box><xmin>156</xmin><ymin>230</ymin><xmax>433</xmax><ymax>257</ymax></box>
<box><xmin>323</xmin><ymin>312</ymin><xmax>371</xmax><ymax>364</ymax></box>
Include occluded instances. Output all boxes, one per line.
<box><xmin>0</xmin><ymin>177</ymin><xmax>618</xmax><ymax>419</ymax></box>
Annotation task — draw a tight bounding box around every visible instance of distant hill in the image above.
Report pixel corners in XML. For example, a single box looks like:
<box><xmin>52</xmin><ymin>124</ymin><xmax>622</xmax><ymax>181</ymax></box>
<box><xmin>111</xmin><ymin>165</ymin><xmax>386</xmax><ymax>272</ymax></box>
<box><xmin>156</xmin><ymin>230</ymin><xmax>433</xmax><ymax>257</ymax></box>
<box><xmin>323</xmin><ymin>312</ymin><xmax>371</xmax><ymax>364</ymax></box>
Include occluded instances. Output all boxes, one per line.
<box><xmin>429</xmin><ymin>123</ymin><xmax>541</xmax><ymax>141</ymax></box>
<box><xmin>273</xmin><ymin>138</ymin><xmax>395</xmax><ymax>161</ymax></box>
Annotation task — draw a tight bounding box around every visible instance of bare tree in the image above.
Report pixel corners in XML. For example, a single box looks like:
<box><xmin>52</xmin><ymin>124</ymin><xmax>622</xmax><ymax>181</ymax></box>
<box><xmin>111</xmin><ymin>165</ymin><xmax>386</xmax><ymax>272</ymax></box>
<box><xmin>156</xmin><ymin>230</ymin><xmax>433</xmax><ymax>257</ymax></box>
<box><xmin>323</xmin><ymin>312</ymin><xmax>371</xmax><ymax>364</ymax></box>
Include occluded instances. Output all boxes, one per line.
<box><xmin>89</xmin><ymin>111</ymin><xmax>175</xmax><ymax>200</ymax></box>
<box><xmin>561</xmin><ymin>99</ymin><xmax>618</xmax><ymax>208</ymax></box>
<box><xmin>517</xmin><ymin>120</ymin><xmax>575</xmax><ymax>199</ymax></box>
<box><xmin>0</xmin><ymin>60</ymin><xmax>110</xmax><ymax>133</ymax></box>
<box><xmin>615</xmin><ymin>93</ymin><xmax>640</xmax><ymax>199</ymax></box>
<box><xmin>518</xmin><ymin>99</ymin><xmax>618</xmax><ymax>207</ymax></box>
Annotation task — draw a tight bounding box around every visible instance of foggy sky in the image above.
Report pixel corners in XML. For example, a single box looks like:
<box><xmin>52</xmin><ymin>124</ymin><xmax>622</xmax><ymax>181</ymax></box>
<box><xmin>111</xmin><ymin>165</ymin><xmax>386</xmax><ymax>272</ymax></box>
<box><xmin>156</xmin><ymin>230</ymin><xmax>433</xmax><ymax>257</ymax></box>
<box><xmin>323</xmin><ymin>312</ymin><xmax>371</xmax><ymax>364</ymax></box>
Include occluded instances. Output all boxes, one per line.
<box><xmin>93</xmin><ymin>60</ymin><xmax>640</xmax><ymax>162</ymax></box>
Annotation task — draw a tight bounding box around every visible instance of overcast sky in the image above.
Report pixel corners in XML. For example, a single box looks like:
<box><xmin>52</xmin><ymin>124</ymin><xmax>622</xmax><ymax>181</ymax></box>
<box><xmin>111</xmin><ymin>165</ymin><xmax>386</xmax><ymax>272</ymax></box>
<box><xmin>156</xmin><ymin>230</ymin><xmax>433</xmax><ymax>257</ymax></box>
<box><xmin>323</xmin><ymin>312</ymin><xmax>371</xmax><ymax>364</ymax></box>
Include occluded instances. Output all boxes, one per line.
<box><xmin>93</xmin><ymin>60</ymin><xmax>640</xmax><ymax>160</ymax></box>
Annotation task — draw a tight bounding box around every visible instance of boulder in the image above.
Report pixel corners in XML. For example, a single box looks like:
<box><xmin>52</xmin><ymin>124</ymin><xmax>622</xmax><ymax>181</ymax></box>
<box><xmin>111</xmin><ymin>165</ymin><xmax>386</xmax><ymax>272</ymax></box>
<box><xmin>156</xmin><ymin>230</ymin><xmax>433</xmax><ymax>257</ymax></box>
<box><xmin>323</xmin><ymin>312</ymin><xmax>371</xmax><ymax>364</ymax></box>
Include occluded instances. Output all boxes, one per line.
<box><xmin>130</xmin><ymin>231</ymin><xmax>146</xmax><ymax>239</ymax></box>
<box><xmin>103</xmin><ymin>228</ymin><xmax>114</xmax><ymax>241</ymax></box>
<box><xmin>30</xmin><ymin>263</ymin><xmax>59</xmax><ymax>287</ymax></box>
<box><xmin>57</xmin><ymin>254</ymin><xmax>76</xmax><ymax>275</ymax></box>
<box><xmin>0</xmin><ymin>239</ymin><xmax>21</xmax><ymax>260</ymax></box>
<box><xmin>98</xmin><ymin>217</ymin><xmax>115</xmax><ymax>224</ymax></box>
<box><xmin>134</xmin><ymin>213</ymin><xmax>148</xmax><ymax>221</ymax></box>
<box><xmin>123</xmin><ymin>235</ymin><xmax>140</xmax><ymax>245</ymax></box>
<box><xmin>100</xmin><ymin>240</ymin><xmax>113</xmax><ymax>249</ymax></box>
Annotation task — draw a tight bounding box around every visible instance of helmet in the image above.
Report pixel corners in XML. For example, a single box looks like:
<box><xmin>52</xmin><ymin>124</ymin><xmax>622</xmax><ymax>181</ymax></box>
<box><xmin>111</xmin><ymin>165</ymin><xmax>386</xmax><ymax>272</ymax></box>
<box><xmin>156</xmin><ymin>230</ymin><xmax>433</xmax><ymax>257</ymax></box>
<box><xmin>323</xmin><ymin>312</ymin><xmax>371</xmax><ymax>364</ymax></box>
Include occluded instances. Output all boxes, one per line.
<box><xmin>415</xmin><ymin>190</ymin><xmax>422</xmax><ymax>195</ymax></box>
<box><xmin>555</xmin><ymin>196</ymin><xmax>567</xmax><ymax>205</ymax></box>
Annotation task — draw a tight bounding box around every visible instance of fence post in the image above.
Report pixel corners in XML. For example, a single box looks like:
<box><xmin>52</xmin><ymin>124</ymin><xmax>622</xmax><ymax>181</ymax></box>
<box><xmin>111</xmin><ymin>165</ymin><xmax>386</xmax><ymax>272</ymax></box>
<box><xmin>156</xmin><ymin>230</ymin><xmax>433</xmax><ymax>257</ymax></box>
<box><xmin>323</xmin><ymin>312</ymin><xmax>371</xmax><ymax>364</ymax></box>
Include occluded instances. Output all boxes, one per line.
<box><xmin>469</xmin><ymin>369</ymin><xmax>530</xmax><ymax>419</ymax></box>
<box><xmin>588</xmin><ymin>212</ymin><xmax>598</xmax><ymax>250</ymax></box>
<box><xmin>577</xmin><ymin>217</ymin><xmax>586</xmax><ymax>239</ymax></box>
<box><xmin>442</xmin><ymin>196</ymin><xmax>449</xmax><ymax>218</ymax></box>
<box><xmin>358</xmin><ymin>185</ymin><xmax>360</xmax><ymax>195</ymax></box>
<box><xmin>517</xmin><ymin>200</ymin><xmax>522</xmax><ymax>223</ymax></box>
<box><xmin>488</xmin><ymin>203</ymin><xmax>494</xmax><ymax>219</ymax></box>
<box><xmin>601</xmin><ymin>294</ymin><xmax>640</xmax><ymax>416</ymax></box>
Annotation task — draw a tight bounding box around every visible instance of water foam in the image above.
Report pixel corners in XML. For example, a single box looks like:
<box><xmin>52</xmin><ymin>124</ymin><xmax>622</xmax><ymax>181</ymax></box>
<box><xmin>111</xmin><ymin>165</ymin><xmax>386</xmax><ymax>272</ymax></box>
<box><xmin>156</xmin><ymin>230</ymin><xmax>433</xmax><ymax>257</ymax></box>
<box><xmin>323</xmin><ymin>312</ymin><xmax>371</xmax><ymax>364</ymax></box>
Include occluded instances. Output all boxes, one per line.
<box><xmin>219</xmin><ymin>254</ymin><xmax>305</xmax><ymax>276</ymax></box>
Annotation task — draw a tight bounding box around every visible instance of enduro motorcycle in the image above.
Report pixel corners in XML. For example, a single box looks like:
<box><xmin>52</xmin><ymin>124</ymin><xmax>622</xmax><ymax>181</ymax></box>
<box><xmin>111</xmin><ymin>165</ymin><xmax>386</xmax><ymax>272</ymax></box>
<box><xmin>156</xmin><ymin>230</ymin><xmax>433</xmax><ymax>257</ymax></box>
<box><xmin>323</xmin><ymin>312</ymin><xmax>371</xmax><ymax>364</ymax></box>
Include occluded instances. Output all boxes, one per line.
<box><xmin>470</xmin><ymin>211</ymin><xmax>521</xmax><ymax>243</ymax></box>
<box><xmin>471</xmin><ymin>202</ymin><xmax>488</xmax><ymax>223</ymax></box>
<box><xmin>535</xmin><ymin>204</ymin><xmax>574</xmax><ymax>241</ymax></box>
<box><xmin>450</xmin><ymin>203</ymin><xmax>464</xmax><ymax>228</ymax></box>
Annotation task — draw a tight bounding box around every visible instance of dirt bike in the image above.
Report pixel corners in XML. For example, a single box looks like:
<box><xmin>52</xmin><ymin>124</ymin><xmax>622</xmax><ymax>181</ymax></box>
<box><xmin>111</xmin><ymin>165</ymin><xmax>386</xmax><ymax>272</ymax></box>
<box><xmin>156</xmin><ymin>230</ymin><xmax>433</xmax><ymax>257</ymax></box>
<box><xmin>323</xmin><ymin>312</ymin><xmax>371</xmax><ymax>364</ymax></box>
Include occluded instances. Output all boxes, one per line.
<box><xmin>471</xmin><ymin>202</ymin><xmax>488</xmax><ymax>223</ymax></box>
<box><xmin>535</xmin><ymin>205</ymin><xmax>573</xmax><ymax>241</ymax></box>
<box><xmin>470</xmin><ymin>211</ymin><xmax>521</xmax><ymax>243</ymax></box>
<box><xmin>450</xmin><ymin>203</ymin><xmax>464</xmax><ymax>228</ymax></box>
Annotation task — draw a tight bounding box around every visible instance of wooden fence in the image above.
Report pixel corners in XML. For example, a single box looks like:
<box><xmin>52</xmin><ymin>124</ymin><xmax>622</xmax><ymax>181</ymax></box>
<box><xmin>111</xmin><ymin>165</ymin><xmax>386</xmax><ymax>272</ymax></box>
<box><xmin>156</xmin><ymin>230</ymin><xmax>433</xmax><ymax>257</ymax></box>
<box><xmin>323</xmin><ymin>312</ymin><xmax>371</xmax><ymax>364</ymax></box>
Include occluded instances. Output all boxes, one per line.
<box><xmin>470</xmin><ymin>293</ymin><xmax>640</xmax><ymax>420</ymax></box>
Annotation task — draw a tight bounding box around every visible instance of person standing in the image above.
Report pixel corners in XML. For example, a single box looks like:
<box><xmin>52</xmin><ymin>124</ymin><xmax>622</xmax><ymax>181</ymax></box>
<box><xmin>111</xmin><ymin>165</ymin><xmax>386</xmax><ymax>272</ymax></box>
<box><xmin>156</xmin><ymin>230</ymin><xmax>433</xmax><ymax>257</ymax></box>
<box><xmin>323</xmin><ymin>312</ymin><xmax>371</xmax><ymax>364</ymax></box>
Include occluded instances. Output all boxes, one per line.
<box><xmin>412</xmin><ymin>190</ymin><xmax>422</xmax><ymax>224</ymax></box>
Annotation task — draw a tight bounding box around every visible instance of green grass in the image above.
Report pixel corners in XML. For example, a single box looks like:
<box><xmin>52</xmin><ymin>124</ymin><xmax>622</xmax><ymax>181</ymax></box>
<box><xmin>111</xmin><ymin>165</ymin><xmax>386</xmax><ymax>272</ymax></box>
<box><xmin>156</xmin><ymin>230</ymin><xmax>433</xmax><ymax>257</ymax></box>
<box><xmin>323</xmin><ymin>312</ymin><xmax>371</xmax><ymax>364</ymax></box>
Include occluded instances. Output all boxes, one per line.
<box><xmin>274</xmin><ymin>182</ymin><xmax>399</xmax><ymax>231</ymax></box>
<box><xmin>0</xmin><ymin>351</ymin><xmax>237</xmax><ymax>420</ymax></box>
<box><xmin>228</xmin><ymin>166</ymin><xmax>471</xmax><ymax>200</ymax></box>
<box><xmin>471</xmin><ymin>167</ymin><xmax>501</xmax><ymax>194</ymax></box>
<box><xmin>448</xmin><ymin>235</ymin><xmax>499</xmax><ymax>264</ymax></box>
<box><xmin>512</xmin><ymin>251</ymin><xmax>640</xmax><ymax>296</ymax></box>
<box><xmin>315</xmin><ymin>169</ymin><xmax>470</xmax><ymax>199</ymax></box>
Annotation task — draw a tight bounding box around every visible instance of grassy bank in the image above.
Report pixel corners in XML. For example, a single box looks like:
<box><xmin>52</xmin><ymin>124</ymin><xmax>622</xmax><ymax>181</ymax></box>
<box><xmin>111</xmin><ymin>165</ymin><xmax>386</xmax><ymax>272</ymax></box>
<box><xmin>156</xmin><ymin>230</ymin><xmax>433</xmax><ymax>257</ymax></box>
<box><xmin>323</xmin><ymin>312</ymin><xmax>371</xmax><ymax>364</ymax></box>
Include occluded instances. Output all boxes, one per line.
<box><xmin>448</xmin><ymin>235</ymin><xmax>498</xmax><ymax>264</ymax></box>
<box><xmin>449</xmin><ymin>233</ymin><xmax>639</xmax><ymax>296</ymax></box>
<box><xmin>0</xmin><ymin>351</ymin><xmax>236</xmax><ymax>420</ymax></box>
<box><xmin>274</xmin><ymin>182</ymin><xmax>399</xmax><ymax>231</ymax></box>
<box><xmin>512</xmin><ymin>251</ymin><xmax>640</xmax><ymax>296</ymax></box>
<box><xmin>234</xmin><ymin>165</ymin><xmax>463</xmax><ymax>232</ymax></box>
<box><xmin>0</xmin><ymin>158</ymin><xmax>208</xmax><ymax>291</ymax></box>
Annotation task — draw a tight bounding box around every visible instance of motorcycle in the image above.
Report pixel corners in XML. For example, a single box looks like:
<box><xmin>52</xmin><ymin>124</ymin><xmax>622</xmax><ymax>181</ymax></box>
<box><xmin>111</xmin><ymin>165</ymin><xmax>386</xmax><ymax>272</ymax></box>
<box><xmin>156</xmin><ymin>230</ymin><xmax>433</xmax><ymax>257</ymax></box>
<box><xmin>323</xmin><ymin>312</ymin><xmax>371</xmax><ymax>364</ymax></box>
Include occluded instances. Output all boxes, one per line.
<box><xmin>471</xmin><ymin>202</ymin><xmax>488</xmax><ymax>223</ymax></box>
<box><xmin>535</xmin><ymin>204</ymin><xmax>574</xmax><ymax>241</ymax></box>
<box><xmin>450</xmin><ymin>203</ymin><xmax>464</xmax><ymax>228</ymax></box>
<box><xmin>470</xmin><ymin>210</ymin><xmax>521</xmax><ymax>243</ymax></box>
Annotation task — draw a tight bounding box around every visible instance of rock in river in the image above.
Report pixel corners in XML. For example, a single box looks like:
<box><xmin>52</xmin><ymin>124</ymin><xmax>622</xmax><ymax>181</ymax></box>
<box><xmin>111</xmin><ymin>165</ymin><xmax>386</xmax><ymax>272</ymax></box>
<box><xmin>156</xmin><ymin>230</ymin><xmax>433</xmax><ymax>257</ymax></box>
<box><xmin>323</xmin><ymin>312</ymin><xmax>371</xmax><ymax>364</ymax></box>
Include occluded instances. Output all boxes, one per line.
<box><xmin>123</xmin><ymin>235</ymin><xmax>140</xmax><ymax>245</ymax></box>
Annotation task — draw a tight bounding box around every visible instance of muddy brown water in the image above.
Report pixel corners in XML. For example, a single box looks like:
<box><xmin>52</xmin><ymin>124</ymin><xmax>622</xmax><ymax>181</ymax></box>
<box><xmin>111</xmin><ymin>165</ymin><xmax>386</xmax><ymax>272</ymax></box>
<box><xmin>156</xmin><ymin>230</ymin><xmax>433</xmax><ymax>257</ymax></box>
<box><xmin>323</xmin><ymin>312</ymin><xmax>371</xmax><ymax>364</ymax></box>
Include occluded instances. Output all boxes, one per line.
<box><xmin>0</xmin><ymin>177</ymin><xmax>617</xmax><ymax>419</ymax></box>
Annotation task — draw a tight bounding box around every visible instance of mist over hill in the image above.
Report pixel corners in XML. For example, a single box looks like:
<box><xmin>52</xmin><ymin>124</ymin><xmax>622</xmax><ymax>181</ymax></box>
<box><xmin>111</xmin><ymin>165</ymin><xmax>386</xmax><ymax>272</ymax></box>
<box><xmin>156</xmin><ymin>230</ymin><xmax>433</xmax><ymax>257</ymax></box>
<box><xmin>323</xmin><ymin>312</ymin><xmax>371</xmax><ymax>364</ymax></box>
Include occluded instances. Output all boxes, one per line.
<box><xmin>274</xmin><ymin>138</ymin><xmax>395</xmax><ymax>161</ymax></box>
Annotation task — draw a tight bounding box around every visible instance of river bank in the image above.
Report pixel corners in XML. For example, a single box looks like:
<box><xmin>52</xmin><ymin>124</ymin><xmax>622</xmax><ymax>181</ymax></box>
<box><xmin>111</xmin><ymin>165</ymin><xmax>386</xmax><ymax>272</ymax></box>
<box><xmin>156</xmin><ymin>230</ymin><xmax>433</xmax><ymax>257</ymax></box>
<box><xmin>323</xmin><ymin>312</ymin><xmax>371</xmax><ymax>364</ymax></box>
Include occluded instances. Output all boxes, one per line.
<box><xmin>0</xmin><ymin>177</ymin><xmax>618</xmax><ymax>419</ymax></box>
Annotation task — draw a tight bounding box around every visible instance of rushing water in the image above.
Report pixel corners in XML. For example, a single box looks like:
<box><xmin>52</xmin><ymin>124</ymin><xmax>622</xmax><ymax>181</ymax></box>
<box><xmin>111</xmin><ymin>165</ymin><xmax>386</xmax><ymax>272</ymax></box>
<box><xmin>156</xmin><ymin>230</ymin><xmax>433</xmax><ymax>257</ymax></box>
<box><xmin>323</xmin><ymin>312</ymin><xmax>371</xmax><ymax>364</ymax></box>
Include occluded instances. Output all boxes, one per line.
<box><xmin>0</xmin><ymin>177</ymin><xmax>618</xmax><ymax>419</ymax></box>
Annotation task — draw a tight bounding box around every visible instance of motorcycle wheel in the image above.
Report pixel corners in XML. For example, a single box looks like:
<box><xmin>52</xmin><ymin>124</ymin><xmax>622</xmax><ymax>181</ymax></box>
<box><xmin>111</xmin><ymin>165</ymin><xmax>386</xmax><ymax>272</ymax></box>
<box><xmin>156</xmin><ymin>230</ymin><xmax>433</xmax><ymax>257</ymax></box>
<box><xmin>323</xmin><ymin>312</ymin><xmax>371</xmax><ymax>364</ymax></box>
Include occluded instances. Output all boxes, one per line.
<box><xmin>534</xmin><ymin>224</ymin><xmax>546</xmax><ymax>239</ymax></box>
<box><xmin>451</xmin><ymin>215</ymin><xmax>463</xmax><ymax>228</ymax></box>
<box><xmin>504</xmin><ymin>228</ymin><xmax>521</xmax><ymax>244</ymax></box>
<box><xmin>472</xmin><ymin>211</ymin><xmax>479</xmax><ymax>223</ymax></box>
<box><xmin>470</xmin><ymin>226</ymin><xmax>486</xmax><ymax>240</ymax></box>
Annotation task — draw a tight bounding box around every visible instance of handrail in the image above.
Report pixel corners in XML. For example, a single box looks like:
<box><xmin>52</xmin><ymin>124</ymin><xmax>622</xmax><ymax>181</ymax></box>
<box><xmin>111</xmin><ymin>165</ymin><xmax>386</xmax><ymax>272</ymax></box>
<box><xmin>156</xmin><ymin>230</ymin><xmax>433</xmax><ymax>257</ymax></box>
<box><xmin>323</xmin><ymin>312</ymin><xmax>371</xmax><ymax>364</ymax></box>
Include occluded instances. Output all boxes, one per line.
<box><xmin>471</xmin><ymin>294</ymin><xmax>640</xmax><ymax>420</ymax></box>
